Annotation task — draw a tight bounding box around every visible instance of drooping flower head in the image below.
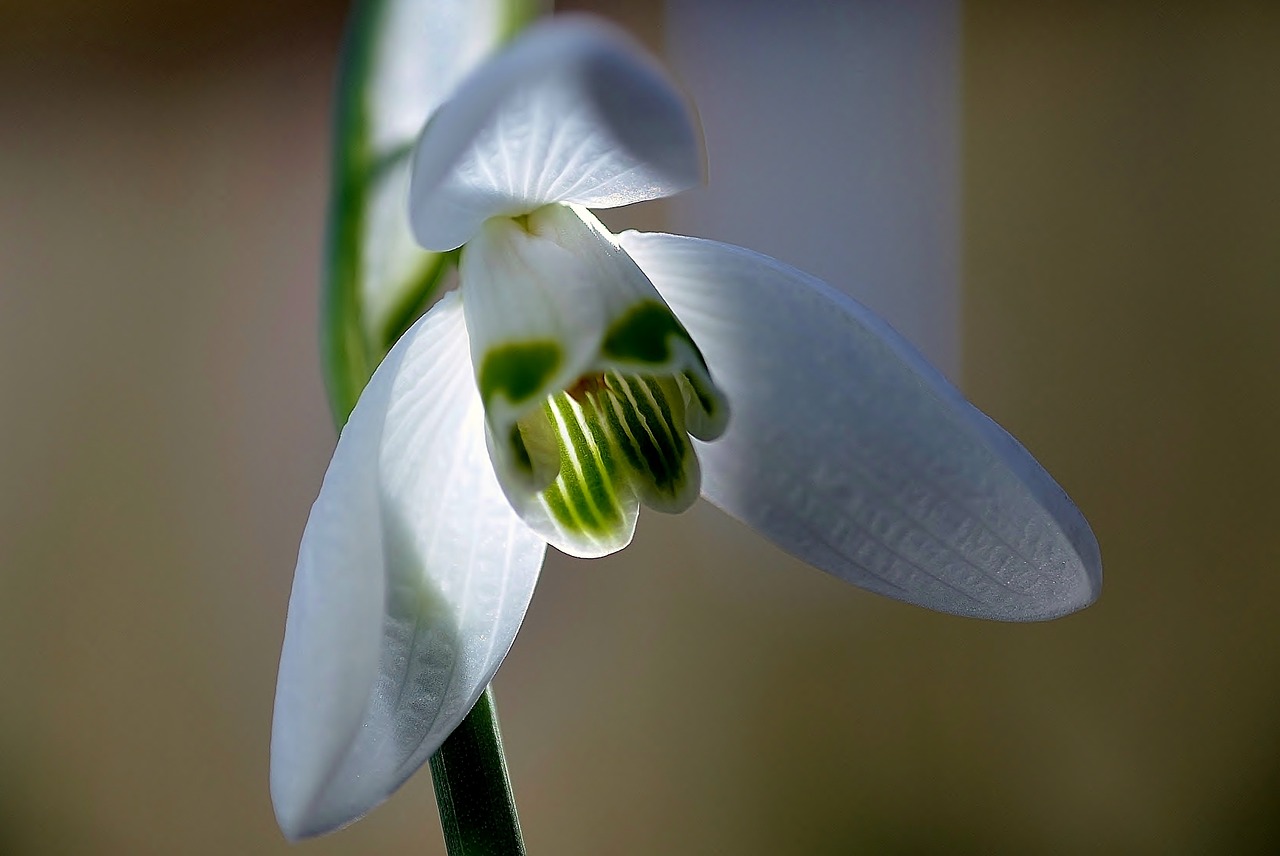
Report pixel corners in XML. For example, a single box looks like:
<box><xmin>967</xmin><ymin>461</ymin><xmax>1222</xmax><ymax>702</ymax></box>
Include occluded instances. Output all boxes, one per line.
<box><xmin>271</xmin><ymin>10</ymin><xmax>1101</xmax><ymax>840</ymax></box>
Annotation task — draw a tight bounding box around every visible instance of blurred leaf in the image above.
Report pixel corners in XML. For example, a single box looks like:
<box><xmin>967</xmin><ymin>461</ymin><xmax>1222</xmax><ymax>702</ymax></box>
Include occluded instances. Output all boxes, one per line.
<box><xmin>322</xmin><ymin>0</ymin><xmax>540</xmax><ymax>424</ymax></box>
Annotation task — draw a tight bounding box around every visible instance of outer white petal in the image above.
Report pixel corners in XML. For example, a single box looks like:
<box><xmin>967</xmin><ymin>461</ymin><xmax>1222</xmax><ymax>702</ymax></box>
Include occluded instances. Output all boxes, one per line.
<box><xmin>271</xmin><ymin>292</ymin><xmax>546</xmax><ymax>839</ymax></box>
<box><xmin>619</xmin><ymin>232</ymin><xmax>1101</xmax><ymax>622</ymax></box>
<box><xmin>408</xmin><ymin>17</ymin><xmax>704</xmax><ymax>251</ymax></box>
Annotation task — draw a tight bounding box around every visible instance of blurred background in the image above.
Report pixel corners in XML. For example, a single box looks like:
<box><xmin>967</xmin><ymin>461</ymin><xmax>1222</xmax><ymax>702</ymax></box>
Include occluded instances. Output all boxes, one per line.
<box><xmin>2</xmin><ymin>0</ymin><xmax>1278</xmax><ymax>853</ymax></box>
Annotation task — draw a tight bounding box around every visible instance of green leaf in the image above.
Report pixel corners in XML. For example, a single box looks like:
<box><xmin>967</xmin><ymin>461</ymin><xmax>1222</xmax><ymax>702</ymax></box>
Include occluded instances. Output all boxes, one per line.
<box><xmin>321</xmin><ymin>0</ymin><xmax>541</xmax><ymax>425</ymax></box>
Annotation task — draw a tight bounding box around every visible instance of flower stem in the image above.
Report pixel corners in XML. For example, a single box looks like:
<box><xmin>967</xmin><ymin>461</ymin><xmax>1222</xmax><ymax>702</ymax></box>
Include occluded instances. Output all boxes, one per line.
<box><xmin>429</xmin><ymin>688</ymin><xmax>526</xmax><ymax>856</ymax></box>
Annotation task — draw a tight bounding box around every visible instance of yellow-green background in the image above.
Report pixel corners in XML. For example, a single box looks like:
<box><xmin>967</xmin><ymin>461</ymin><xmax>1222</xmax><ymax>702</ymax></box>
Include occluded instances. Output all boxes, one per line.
<box><xmin>2</xmin><ymin>1</ymin><xmax>1277</xmax><ymax>853</ymax></box>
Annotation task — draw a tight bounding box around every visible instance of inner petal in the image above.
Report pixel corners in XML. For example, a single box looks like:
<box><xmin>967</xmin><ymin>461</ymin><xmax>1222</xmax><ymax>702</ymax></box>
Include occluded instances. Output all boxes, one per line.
<box><xmin>510</xmin><ymin>369</ymin><xmax>702</xmax><ymax>559</ymax></box>
<box><xmin>591</xmin><ymin>372</ymin><xmax>699</xmax><ymax>513</ymax></box>
<box><xmin>460</xmin><ymin>204</ymin><xmax>730</xmax><ymax>558</ymax></box>
<box><xmin>533</xmin><ymin>386</ymin><xmax>639</xmax><ymax>558</ymax></box>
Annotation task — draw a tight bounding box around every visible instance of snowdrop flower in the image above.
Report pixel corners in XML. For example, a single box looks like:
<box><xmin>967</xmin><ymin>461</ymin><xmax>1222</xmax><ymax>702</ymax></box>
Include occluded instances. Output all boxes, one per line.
<box><xmin>271</xmin><ymin>15</ymin><xmax>1101</xmax><ymax>840</ymax></box>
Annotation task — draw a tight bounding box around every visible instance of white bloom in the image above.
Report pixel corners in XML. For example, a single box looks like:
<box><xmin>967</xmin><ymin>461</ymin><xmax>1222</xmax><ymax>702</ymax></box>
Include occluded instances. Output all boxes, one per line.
<box><xmin>271</xmin><ymin>15</ymin><xmax>1102</xmax><ymax>840</ymax></box>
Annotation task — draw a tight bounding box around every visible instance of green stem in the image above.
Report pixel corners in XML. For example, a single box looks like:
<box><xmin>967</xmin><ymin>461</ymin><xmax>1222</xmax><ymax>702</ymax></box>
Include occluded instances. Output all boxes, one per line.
<box><xmin>429</xmin><ymin>688</ymin><xmax>526</xmax><ymax>856</ymax></box>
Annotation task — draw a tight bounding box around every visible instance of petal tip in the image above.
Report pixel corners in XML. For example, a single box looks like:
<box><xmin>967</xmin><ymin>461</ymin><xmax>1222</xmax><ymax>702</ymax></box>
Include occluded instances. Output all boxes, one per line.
<box><xmin>621</xmin><ymin>231</ymin><xmax>1103</xmax><ymax>625</ymax></box>
<box><xmin>268</xmin><ymin>756</ymin><xmax>334</xmax><ymax>842</ymax></box>
<box><xmin>409</xmin><ymin>14</ymin><xmax>705</xmax><ymax>250</ymax></box>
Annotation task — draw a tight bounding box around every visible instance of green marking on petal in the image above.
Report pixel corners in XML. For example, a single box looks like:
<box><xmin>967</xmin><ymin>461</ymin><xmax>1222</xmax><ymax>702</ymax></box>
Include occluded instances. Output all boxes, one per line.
<box><xmin>545</xmin><ymin>371</ymin><xmax>694</xmax><ymax>516</ymax></box>
<box><xmin>478</xmin><ymin>340</ymin><xmax>562</xmax><ymax>408</ymax></box>
<box><xmin>541</xmin><ymin>481</ymin><xmax>578</xmax><ymax>532</ymax></box>
<box><xmin>551</xmin><ymin>396</ymin><xmax>606</xmax><ymax>523</ymax></box>
<box><xmin>683</xmin><ymin>370</ymin><xmax>717</xmax><ymax>418</ymax></box>
<box><xmin>542</xmin><ymin>393</ymin><xmax>627</xmax><ymax>540</ymax></box>
<box><xmin>544</xmin><ymin>399</ymin><xmax>597</xmax><ymax>531</ymax></box>
<box><xmin>604</xmin><ymin>374</ymin><xmax>681</xmax><ymax>493</ymax></box>
<box><xmin>602</xmin><ymin>301</ymin><xmax>706</xmax><ymax>368</ymax></box>
<box><xmin>597</xmin><ymin>382</ymin><xmax>646</xmax><ymax>475</ymax></box>
<box><xmin>485</xmin><ymin>321</ymin><xmax>720</xmax><ymax>552</ymax></box>
<box><xmin>508</xmin><ymin>424</ymin><xmax>533</xmax><ymax>474</ymax></box>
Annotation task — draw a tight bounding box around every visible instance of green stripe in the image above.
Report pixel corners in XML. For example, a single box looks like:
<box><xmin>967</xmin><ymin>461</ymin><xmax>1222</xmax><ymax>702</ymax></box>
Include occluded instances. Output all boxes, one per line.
<box><xmin>683</xmin><ymin>370</ymin><xmax>718</xmax><ymax>420</ymax></box>
<box><xmin>530</xmin><ymin>367</ymin><xmax>706</xmax><ymax>538</ymax></box>
<box><xmin>599</xmin><ymin>383</ymin><xmax>647</xmax><ymax>475</ymax></box>
<box><xmin>558</xmin><ymin>396</ymin><xmax>619</xmax><ymax>525</ymax></box>
<box><xmin>507</xmin><ymin>424</ymin><xmax>533</xmax><ymax>475</ymax></box>
<box><xmin>546</xmin><ymin>398</ymin><xmax>603</xmax><ymax>532</ymax></box>
<box><xmin>607</xmin><ymin>374</ymin><xmax>682</xmax><ymax>493</ymax></box>
<box><xmin>605</xmin><ymin>375</ymin><xmax>664</xmax><ymax>479</ymax></box>
<box><xmin>540</xmin><ymin>394</ymin><xmax>635</xmax><ymax>541</ymax></box>
<box><xmin>580</xmin><ymin>390</ymin><xmax>621</xmax><ymax>487</ymax></box>
<box><xmin>540</xmin><ymin>481</ymin><xmax>579</xmax><ymax>534</ymax></box>
<box><xmin>633</xmin><ymin>377</ymin><xmax>684</xmax><ymax>483</ymax></box>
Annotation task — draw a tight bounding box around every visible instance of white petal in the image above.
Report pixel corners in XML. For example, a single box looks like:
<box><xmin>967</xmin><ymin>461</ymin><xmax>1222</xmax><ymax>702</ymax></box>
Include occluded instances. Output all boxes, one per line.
<box><xmin>409</xmin><ymin>17</ymin><xmax>704</xmax><ymax>251</ymax></box>
<box><xmin>619</xmin><ymin>232</ymin><xmax>1101</xmax><ymax>622</ymax></box>
<box><xmin>271</xmin><ymin>292</ymin><xmax>546</xmax><ymax>839</ymax></box>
